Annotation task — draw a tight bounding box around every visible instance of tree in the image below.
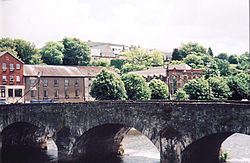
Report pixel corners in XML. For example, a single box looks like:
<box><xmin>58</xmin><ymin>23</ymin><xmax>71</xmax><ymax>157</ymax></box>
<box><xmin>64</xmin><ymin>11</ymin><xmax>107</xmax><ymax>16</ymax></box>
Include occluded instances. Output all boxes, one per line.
<box><xmin>110</xmin><ymin>59</ymin><xmax>126</xmax><ymax>69</ymax></box>
<box><xmin>203</xmin><ymin>63</ymin><xmax>220</xmax><ymax>79</ymax></box>
<box><xmin>29</xmin><ymin>52</ymin><xmax>43</xmax><ymax>64</ymax></box>
<box><xmin>149</xmin><ymin>79</ymin><xmax>168</xmax><ymax>99</ymax></box>
<box><xmin>216</xmin><ymin>53</ymin><xmax>228</xmax><ymax>60</ymax></box>
<box><xmin>227</xmin><ymin>73</ymin><xmax>250</xmax><ymax>100</ymax></box>
<box><xmin>237</xmin><ymin>52</ymin><xmax>250</xmax><ymax>70</ymax></box>
<box><xmin>208</xmin><ymin>77</ymin><xmax>231</xmax><ymax>100</ymax></box>
<box><xmin>175</xmin><ymin>89</ymin><xmax>189</xmax><ymax>100</ymax></box>
<box><xmin>13</xmin><ymin>39</ymin><xmax>37</xmax><ymax>64</ymax></box>
<box><xmin>150</xmin><ymin>50</ymin><xmax>164</xmax><ymax>66</ymax></box>
<box><xmin>183</xmin><ymin>54</ymin><xmax>203</xmax><ymax>68</ymax></box>
<box><xmin>172</xmin><ymin>48</ymin><xmax>183</xmax><ymax>61</ymax></box>
<box><xmin>183</xmin><ymin>79</ymin><xmax>210</xmax><ymax>100</ymax></box>
<box><xmin>207</xmin><ymin>47</ymin><xmax>213</xmax><ymax>57</ymax></box>
<box><xmin>62</xmin><ymin>37</ymin><xmax>91</xmax><ymax>66</ymax></box>
<box><xmin>90</xmin><ymin>70</ymin><xmax>127</xmax><ymax>100</ymax></box>
<box><xmin>215</xmin><ymin>59</ymin><xmax>230</xmax><ymax>76</ymax></box>
<box><xmin>178</xmin><ymin>42</ymin><xmax>207</xmax><ymax>59</ymax></box>
<box><xmin>90</xmin><ymin>59</ymin><xmax>110</xmax><ymax>67</ymax></box>
<box><xmin>228</xmin><ymin>55</ymin><xmax>239</xmax><ymax>64</ymax></box>
<box><xmin>121</xmin><ymin>74</ymin><xmax>151</xmax><ymax>100</ymax></box>
<box><xmin>40</xmin><ymin>41</ymin><xmax>64</xmax><ymax>65</ymax></box>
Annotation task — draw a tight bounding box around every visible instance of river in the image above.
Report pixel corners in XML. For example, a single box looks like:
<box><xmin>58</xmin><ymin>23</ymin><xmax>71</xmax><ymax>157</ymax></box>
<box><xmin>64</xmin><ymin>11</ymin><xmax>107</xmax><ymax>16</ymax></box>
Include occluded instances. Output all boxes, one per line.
<box><xmin>1</xmin><ymin>133</ymin><xmax>249</xmax><ymax>163</ymax></box>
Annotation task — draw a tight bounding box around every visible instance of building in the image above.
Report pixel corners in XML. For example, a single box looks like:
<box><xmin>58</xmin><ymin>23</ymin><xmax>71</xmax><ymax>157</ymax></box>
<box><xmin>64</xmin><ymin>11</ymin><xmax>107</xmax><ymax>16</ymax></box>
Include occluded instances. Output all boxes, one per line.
<box><xmin>0</xmin><ymin>51</ymin><xmax>25</xmax><ymax>104</ymax></box>
<box><xmin>23</xmin><ymin>65</ymin><xmax>106</xmax><ymax>103</ymax></box>
<box><xmin>130</xmin><ymin>63</ymin><xmax>203</xmax><ymax>95</ymax></box>
<box><xmin>87</xmin><ymin>41</ymin><xmax>130</xmax><ymax>61</ymax></box>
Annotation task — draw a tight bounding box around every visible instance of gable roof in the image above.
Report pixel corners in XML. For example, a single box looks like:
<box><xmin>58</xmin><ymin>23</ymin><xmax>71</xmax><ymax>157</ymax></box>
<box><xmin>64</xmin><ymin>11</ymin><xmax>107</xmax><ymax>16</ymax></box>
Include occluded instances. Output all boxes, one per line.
<box><xmin>0</xmin><ymin>51</ymin><xmax>24</xmax><ymax>63</ymax></box>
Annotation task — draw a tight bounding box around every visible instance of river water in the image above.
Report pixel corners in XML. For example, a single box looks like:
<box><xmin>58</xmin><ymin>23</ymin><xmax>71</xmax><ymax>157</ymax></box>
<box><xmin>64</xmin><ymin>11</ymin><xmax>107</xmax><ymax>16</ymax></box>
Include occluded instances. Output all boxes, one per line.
<box><xmin>1</xmin><ymin>133</ymin><xmax>249</xmax><ymax>163</ymax></box>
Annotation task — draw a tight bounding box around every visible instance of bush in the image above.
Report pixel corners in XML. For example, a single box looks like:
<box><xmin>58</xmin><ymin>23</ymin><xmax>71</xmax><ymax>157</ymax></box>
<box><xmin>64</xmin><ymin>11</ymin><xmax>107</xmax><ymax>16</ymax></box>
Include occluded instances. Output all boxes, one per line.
<box><xmin>149</xmin><ymin>79</ymin><xmax>168</xmax><ymax>99</ymax></box>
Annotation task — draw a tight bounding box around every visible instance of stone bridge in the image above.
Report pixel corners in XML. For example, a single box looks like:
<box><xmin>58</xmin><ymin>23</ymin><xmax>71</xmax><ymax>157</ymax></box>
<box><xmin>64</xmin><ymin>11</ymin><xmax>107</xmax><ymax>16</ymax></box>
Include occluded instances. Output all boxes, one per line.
<box><xmin>0</xmin><ymin>101</ymin><xmax>249</xmax><ymax>163</ymax></box>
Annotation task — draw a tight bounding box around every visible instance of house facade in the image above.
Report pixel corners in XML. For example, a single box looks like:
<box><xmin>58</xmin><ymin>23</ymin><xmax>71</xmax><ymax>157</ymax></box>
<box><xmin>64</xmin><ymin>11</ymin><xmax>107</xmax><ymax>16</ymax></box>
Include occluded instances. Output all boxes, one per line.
<box><xmin>0</xmin><ymin>52</ymin><xmax>25</xmax><ymax>104</ymax></box>
<box><xmin>130</xmin><ymin>64</ymin><xmax>203</xmax><ymax>95</ymax></box>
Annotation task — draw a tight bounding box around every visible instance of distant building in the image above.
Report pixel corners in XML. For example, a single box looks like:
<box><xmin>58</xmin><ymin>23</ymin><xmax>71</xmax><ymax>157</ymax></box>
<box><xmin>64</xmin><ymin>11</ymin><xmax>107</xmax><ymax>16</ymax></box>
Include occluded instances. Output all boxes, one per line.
<box><xmin>0</xmin><ymin>52</ymin><xmax>25</xmax><ymax>104</ymax></box>
<box><xmin>87</xmin><ymin>41</ymin><xmax>130</xmax><ymax>61</ymax></box>
<box><xmin>130</xmin><ymin>63</ymin><xmax>203</xmax><ymax>95</ymax></box>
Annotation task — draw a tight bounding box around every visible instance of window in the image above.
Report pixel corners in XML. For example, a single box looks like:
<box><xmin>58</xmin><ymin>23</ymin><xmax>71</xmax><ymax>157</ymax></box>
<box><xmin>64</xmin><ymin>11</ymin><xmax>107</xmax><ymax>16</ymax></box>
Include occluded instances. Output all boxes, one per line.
<box><xmin>16</xmin><ymin>64</ymin><xmax>20</xmax><ymax>69</ymax></box>
<box><xmin>1</xmin><ymin>89</ymin><xmax>5</xmax><ymax>97</ymax></box>
<box><xmin>65</xmin><ymin>89</ymin><xmax>69</xmax><ymax>98</ymax></box>
<box><xmin>2</xmin><ymin>76</ymin><xmax>7</xmax><ymax>82</ymax></box>
<box><xmin>15</xmin><ymin>89</ymin><xmax>22</xmax><ymax>97</ymax></box>
<box><xmin>10</xmin><ymin>76</ymin><xmax>14</xmax><ymax>84</ymax></box>
<box><xmin>8</xmin><ymin>89</ymin><xmax>13</xmax><ymax>97</ymax></box>
<box><xmin>10</xmin><ymin>64</ymin><xmax>14</xmax><ymax>71</ymax></box>
<box><xmin>43</xmin><ymin>90</ymin><xmax>48</xmax><ymax>98</ymax></box>
<box><xmin>75</xmin><ymin>89</ymin><xmax>80</xmax><ymax>97</ymax></box>
<box><xmin>16</xmin><ymin>76</ymin><xmax>20</xmax><ymax>82</ymax></box>
<box><xmin>43</xmin><ymin>79</ymin><xmax>48</xmax><ymax>87</ymax></box>
<box><xmin>2</xmin><ymin>63</ymin><xmax>6</xmax><ymax>71</ymax></box>
<box><xmin>31</xmin><ymin>90</ymin><xmax>36</xmax><ymax>98</ymax></box>
<box><xmin>30</xmin><ymin>79</ymin><xmax>36</xmax><ymax>87</ymax></box>
<box><xmin>54</xmin><ymin>90</ymin><xmax>59</xmax><ymax>98</ymax></box>
<box><xmin>54</xmin><ymin>79</ymin><xmax>59</xmax><ymax>87</ymax></box>
<box><xmin>64</xmin><ymin>79</ymin><xmax>69</xmax><ymax>87</ymax></box>
<box><xmin>75</xmin><ymin>79</ymin><xmax>79</xmax><ymax>87</ymax></box>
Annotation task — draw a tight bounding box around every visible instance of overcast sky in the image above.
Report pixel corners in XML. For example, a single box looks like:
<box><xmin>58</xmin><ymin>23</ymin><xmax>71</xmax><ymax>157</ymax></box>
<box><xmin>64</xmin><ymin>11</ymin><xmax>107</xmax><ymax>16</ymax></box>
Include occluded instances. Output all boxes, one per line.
<box><xmin>0</xmin><ymin>0</ymin><xmax>249</xmax><ymax>54</ymax></box>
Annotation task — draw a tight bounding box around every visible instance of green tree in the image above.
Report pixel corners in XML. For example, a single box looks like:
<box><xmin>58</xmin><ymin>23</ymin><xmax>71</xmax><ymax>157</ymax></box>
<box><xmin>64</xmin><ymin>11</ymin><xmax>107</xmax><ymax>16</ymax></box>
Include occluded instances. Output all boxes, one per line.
<box><xmin>216</xmin><ymin>53</ymin><xmax>228</xmax><ymax>60</ymax></box>
<box><xmin>183</xmin><ymin>79</ymin><xmax>210</xmax><ymax>100</ymax></box>
<box><xmin>122</xmin><ymin>74</ymin><xmax>151</xmax><ymax>100</ymax></box>
<box><xmin>175</xmin><ymin>89</ymin><xmax>189</xmax><ymax>100</ymax></box>
<box><xmin>13</xmin><ymin>39</ymin><xmax>37</xmax><ymax>64</ymax></box>
<box><xmin>172</xmin><ymin>48</ymin><xmax>183</xmax><ymax>61</ymax></box>
<box><xmin>215</xmin><ymin>59</ymin><xmax>230</xmax><ymax>76</ymax></box>
<box><xmin>149</xmin><ymin>79</ymin><xmax>168</xmax><ymax>99</ymax></box>
<box><xmin>207</xmin><ymin>47</ymin><xmax>213</xmax><ymax>57</ymax></box>
<box><xmin>150</xmin><ymin>50</ymin><xmax>164</xmax><ymax>66</ymax></box>
<box><xmin>203</xmin><ymin>63</ymin><xmax>220</xmax><ymax>79</ymax></box>
<box><xmin>183</xmin><ymin>54</ymin><xmax>203</xmax><ymax>68</ymax></box>
<box><xmin>90</xmin><ymin>70</ymin><xmax>127</xmax><ymax>100</ymax></box>
<box><xmin>228</xmin><ymin>55</ymin><xmax>239</xmax><ymax>64</ymax></box>
<box><xmin>29</xmin><ymin>52</ymin><xmax>43</xmax><ymax>64</ymax></box>
<box><xmin>110</xmin><ymin>59</ymin><xmax>126</xmax><ymax>69</ymax></box>
<box><xmin>208</xmin><ymin>77</ymin><xmax>232</xmax><ymax>100</ymax></box>
<box><xmin>237</xmin><ymin>52</ymin><xmax>250</xmax><ymax>70</ymax></box>
<box><xmin>90</xmin><ymin>59</ymin><xmax>110</xmax><ymax>67</ymax></box>
<box><xmin>179</xmin><ymin>42</ymin><xmax>207</xmax><ymax>59</ymax></box>
<box><xmin>227</xmin><ymin>73</ymin><xmax>250</xmax><ymax>100</ymax></box>
<box><xmin>40</xmin><ymin>41</ymin><xmax>64</xmax><ymax>65</ymax></box>
<box><xmin>62</xmin><ymin>37</ymin><xmax>91</xmax><ymax>65</ymax></box>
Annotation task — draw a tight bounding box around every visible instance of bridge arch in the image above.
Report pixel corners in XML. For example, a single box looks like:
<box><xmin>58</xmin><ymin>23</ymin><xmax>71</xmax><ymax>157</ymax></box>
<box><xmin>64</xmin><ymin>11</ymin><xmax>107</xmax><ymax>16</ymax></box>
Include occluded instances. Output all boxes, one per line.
<box><xmin>69</xmin><ymin>123</ymin><xmax>160</xmax><ymax>161</ymax></box>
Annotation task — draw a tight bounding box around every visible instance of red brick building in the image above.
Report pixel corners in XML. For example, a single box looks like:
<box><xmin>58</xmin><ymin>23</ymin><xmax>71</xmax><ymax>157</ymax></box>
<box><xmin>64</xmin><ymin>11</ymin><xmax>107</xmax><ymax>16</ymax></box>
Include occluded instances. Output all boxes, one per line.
<box><xmin>0</xmin><ymin>52</ymin><xmax>25</xmax><ymax>104</ymax></box>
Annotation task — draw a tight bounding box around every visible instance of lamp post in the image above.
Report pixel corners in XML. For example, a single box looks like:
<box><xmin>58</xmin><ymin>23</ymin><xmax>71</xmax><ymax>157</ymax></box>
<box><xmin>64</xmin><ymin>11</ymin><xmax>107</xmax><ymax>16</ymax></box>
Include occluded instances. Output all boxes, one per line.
<box><xmin>164</xmin><ymin>57</ymin><xmax>171</xmax><ymax>100</ymax></box>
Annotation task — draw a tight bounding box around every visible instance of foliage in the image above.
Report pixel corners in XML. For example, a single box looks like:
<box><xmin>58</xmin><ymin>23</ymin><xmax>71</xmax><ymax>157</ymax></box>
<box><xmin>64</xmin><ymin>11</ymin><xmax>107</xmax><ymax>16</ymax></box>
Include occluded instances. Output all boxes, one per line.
<box><xmin>121</xmin><ymin>63</ymin><xmax>146</xmax><ymax>73</ymax></box>
<box><xmin>62</xmin><ymin>37</ymin><xmax>91</xmax><ymax>66</ymax></box>
<box><xmin>29</xmin><ymin>52</ymin><xmax>43</xmax><ymax>64</ymax></box>
<box><xmin>216</xmin><ymin>53</ymin><xmax>228</xmax><ymax>60</ymax></box>
<box><xmin>110</xmin><ymin>59</ymin><xmax>126</xmax><ymax>69</ymax></box>
<box><xmin>215</xmin><ymin>59</ymin><xmax>230</xmax><ymax>76</ymax></box>
<box><xmin>178</xmin><ymin>42</ymin><xmax>207</xmax><ymax>59</ymax></box>
<box><xmin>203</xmin><ymin>63</ymin><xmax>220</xmax><ymax>79</ymax></box>
<box><xmin>237</xmin><ymin>52</ymin><xmax>250</xmax><ymax>70</ymax></box>
<box><xmin>183</xmin><ymin>79</ymin><xmax>210</xmax><ymax>100</ymax></box>
<box><xmin>208</xmin><ymin>77</ymin><xmax>232</xmax><ymax>100</ymax></box>
<box><xmin>40</xmin><ymin>41</ymin><xmax>64</xmax><ymax>65</ymax></box>
<box><xmin>207</xmin><ymin>47</ymin><xmax>213</xmax><ymax>57</ymax></box>
<box><xmin>175</xmin><ymin>89</ymin><xmax>189</xmax><ymax>100</ymax></box>
<box><xmin>121</xmin><ymin>73</ymin><xmax>151</xmax><ymax>100</ymax></box>
<box><xmin>227</xmin><ymin>73</ymin><xmax>250</xmax><ymax>100</ymax></box>
<box><xmin>172</xmin><ymin>48</ymin><xmax>182</xmax><ymax>61</ymax></box>
<box><xmin>228</xmin><ymin>55</ymin><xmax>239</xmax><ymax>64</ymax></box>
<box><xmin>150</xmin><ymin>50</ymin><xmax>164</xmax><ymax>66</ymax></box>
<box><xmin>0</xmin><ymin>38</ymin><xmax>38</xmax><ymax>63</ymax></box>
<box><xmin>149</xmin><ymin>79</ymin><xmax>168</xmax><ymax>99</ymax></box>
<box><xmin>90</xmin><ymin>70</ymin><xmax>127</xmax><ymax>100</ymax></box>
<box><xmin>90</xmin><ymin>59</ymin><xmax>110</xmax><ymax>67</ymax></box>
<box><xmin>183</xmin><ymin>54</ymin><xmax>203</xmax><ymax>68</ymax></box>
<box><xmin>219</xmin><ymin>150</ymin><xmax>228</xmax><ymax>162</ymax></box>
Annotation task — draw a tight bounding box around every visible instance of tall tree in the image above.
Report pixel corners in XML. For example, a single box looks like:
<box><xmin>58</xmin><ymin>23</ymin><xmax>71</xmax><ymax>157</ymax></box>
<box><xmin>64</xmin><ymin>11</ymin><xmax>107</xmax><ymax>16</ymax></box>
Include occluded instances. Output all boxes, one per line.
<box><xmin>228</xmin><ymin>55</ymin><xmax>239</xmax><ymax>64</ymax></box>
<box><xmin>149</xmin><ymin>79</ymin><xmax>168</xmax><ymax>99</ymax></box>
<box><xmin>122</xmin><ymin>73</ymin><xmax>151</xmax><ymax>100</ymax></box>
<box><xmin>41</xmin><ymin>41</ymin><xmax>64</xmax><ymax>65</ymax></box>
<box><xmin>179</xmin><ymin>42</ymin><xmax>207</xmax><ymax>59</ymax></box>
<box><xmin>207</xmin><ymin>47</ymin><xmax>213</xmax><ymax>57</ymax></box>
<box><xmin>216</xmin><ymin>53</ymin><xmax>228</xmax><ymax>60</ymax></box>
<box><xmin>90</xmin><ymin>70</ymin><xmax>127</xmax><ymax>100</ymax></box>
<box><xmin>215</xmin><ymin>59</ymin><xmax>230</xmax><ymax>76</ymax></box>
<box><xmin>208</xmin><ymin>77</ymin><xmax>232</xmax><ymax>100</ymax></box>
<box><xmin>62</xmin><ymin>37</ymin><xmax>91</xmax><ymax>66</ymax></box>
<box><xmin>172</xmin><ymin>48</ymin><xmax>183</xmax><ymax>61</ymax></box>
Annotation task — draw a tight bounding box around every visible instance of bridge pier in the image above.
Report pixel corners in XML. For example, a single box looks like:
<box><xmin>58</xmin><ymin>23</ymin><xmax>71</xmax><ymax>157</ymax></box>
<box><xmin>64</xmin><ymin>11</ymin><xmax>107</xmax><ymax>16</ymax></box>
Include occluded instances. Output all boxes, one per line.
<box><xmin>160</xmin><ymin>137</ymin><xmax>182</xmax><ymax>163</ymax></box>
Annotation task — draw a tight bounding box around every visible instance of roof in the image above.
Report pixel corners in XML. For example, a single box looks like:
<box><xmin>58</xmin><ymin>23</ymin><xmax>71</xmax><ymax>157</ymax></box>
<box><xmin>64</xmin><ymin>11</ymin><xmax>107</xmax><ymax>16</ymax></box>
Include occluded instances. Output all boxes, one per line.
<box><xmin>0</xmin><ymin>51</ymin><xmax>24</xmax><ymax>63</ymax></box>
<box><xmin>24</xmin><ymin>65</ymin><xmax>113</xmax><ymax>77</ymax></box>
<box><xmin>130</xmin><ymin>64</ymin><xmax>192</xmax><ymax>78</ymax></box>
<box><xmin>87</xmin><ymin>41</ymin><xmax>128</xmax><ymax>48</ymax></box>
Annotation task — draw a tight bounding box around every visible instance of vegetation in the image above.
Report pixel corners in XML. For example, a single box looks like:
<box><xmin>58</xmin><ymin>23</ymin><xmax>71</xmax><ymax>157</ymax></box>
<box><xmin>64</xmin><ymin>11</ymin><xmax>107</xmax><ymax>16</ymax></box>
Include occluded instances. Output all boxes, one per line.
<box><xmin>149</xmin><ymin>79</ymin><xmax>168</xmax><ymax>99</ymax></box>
<box><xmin>121</xmin><ymin>74</ymin><xmax>151</xmax><ymax>100</ymax></box>
<box><xmin>90</xmin><ymin>70</ymin><xmax>127</xmax><ymax>100</ymax></box>
<box><xmin>208</xmin><ymin>77</ymin><xmax>232</xmax><ymax>100</ymax></box>
<box><xmin>175</xmin><ymin>89</ymin><xmax>189</xmax><ymax>100</ymax></box>
<box><xmin>183</xmin><ymin>79</ymin><xmax>210</xmax><ymax>100</ymax></box>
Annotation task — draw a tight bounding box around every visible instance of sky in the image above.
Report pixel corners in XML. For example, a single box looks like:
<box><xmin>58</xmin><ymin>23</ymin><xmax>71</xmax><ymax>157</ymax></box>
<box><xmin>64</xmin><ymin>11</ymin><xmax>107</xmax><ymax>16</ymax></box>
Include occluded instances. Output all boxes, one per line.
<box><xmin>0</xmin><ymin>0</ymin><xmax>249</xmax><ymax>54</ymax></box>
